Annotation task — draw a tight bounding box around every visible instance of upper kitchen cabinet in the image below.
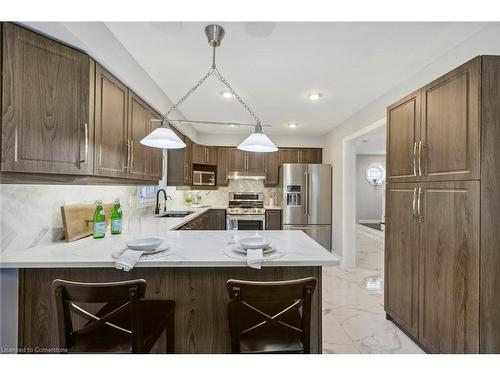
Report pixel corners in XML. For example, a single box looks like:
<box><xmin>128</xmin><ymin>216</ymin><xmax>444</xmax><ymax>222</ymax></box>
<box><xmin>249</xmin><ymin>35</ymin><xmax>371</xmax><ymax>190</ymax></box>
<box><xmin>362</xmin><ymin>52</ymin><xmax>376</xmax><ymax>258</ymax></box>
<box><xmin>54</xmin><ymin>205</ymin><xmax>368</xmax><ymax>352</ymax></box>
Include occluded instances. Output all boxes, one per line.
<box><xmin>94</xmin><ymin>64</ymin><xmax>129</xmax><ymax>179</ymax></box>
<box><xmin>216</xmin><ymin>147</ymin><xmax>230</xmax><ymax>186</ymax></box>
<box><xmin>264</xmin><ymin>151</ymin><xmax>279</xmax><ymax>186</ymax></box>
<box><xmin>1</xmin><ymin>23</ymin><xmax>94</xmax><ymax>175</ymax></box>
<box><xmin>387</xmin><ymin>91</ymin><xmax>421</xmax><ymax>183</ymax></box>
<box><xmin>127</xmin><ymin>92</ymin><xmax>151</xmax><ymax>180</ymax></box>
<box><xmin>192</xmin><ymin>144</ymin><xmax>217</xmax><ymax>165</ymax></box>
<box><xmin>300</xmin><ymin>149</ymin><xmax>322</xmax><ymax>164</ymax></box>
<box><xmin>279</xmin><ymin>149</ymin><xmax>300</xmax><ymax>164</ymax></box>
<box><xmin>279</xmin><ymin>148</ymin><xmax>322</xmax><ymax>164</ymax></box>
<box><xmin>420</xmin><ymin>57</ymin><xmax>480</xmax><ymax>181</ymax></box>
<box><xmin>228</xmin><ymin>148</ymin><xmax>247</xmax><ymax>170</ymax></box>
<box><xmin>167</xmin><ymin>127</ymin><xmax>193</xmax><ymax>186</ymax></box>
<box><xmin>247</xmin><ymin>151</ymin><xmax>265</xmax><ymax>171</ymax></box>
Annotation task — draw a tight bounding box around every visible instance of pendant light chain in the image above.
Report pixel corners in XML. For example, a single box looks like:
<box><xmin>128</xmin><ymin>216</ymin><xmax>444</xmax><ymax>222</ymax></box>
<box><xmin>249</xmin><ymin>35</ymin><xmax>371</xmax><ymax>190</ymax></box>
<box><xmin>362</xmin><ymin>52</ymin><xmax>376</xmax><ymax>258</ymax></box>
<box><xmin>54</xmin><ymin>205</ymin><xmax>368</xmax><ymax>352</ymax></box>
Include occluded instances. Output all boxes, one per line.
<box><xmin>163</xmin><ymin>45</ymin><xmax>262</xmax><ymax>129</ymax></box>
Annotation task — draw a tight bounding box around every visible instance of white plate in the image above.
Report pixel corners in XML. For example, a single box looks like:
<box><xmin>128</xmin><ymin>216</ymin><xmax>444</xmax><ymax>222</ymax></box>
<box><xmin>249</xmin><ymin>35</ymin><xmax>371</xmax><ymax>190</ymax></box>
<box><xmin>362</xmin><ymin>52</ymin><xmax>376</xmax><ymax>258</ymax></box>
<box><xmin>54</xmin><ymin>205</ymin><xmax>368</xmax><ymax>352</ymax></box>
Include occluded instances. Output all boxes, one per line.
<box><xmin>126</xmin><ymin>237</ymin><xmax>165</xmax><ymax>251</ymax></box>
<box><xmin>239</xmin><ymin>236</ymin><xmax>272</xmax><ymax>249</ymax></box>
<box><xmin>233</xmin><ymin>246</ymin><xmax>275</xmax><ymax>255</ymax></box>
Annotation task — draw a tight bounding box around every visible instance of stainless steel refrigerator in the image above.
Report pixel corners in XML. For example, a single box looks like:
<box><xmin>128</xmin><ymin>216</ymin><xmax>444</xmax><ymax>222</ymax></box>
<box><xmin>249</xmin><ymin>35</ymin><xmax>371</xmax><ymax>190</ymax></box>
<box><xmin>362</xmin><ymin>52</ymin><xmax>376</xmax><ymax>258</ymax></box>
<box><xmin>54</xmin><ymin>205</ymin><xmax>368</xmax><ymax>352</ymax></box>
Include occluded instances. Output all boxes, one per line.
<box><xmin>280</xmin><ymin>163</ymin><xmax>332</xmax><ymax>251</ymax></box>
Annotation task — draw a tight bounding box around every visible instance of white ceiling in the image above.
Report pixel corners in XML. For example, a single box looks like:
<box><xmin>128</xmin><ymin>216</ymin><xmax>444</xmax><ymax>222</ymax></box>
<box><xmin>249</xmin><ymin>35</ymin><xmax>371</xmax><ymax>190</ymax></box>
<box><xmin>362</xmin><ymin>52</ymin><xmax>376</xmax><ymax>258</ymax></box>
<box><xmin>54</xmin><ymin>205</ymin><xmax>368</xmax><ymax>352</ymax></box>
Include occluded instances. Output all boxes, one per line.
<box><xmin>355</xmin><ymin>125</ymin><xmax>386</xmax><ymax>155</ymax></box>
<box><xmin>106</xmin><ymin>22</ymin><xmax>487</xmax><ymax>136</ymax></box>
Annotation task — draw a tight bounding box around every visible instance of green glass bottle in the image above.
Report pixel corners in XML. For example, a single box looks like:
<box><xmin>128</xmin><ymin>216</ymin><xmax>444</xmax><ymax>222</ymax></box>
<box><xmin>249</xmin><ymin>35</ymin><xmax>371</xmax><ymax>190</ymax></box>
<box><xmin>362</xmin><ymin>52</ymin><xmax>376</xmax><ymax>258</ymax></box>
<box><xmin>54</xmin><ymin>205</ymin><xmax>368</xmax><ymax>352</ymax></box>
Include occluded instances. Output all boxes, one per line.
<box><xmin>92</xmin><ymin>200</ymin><xmax>106</xmax><ymax>239</ymax></box>
<box><xmin>111</xmin><ymin>198</ymin><xmax>123</xmax><ymax>235</ymax></box>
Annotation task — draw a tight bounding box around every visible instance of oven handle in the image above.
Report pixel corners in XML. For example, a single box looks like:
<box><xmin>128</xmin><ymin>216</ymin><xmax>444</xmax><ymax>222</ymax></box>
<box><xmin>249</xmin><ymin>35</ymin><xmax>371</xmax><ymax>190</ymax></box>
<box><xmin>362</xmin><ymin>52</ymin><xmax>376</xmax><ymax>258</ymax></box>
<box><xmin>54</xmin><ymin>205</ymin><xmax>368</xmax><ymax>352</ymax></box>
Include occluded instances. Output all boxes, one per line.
<box><xmin>226</xmin><ymin>215</ymin><xmax>266</xmax><ymax>221</ymax></box>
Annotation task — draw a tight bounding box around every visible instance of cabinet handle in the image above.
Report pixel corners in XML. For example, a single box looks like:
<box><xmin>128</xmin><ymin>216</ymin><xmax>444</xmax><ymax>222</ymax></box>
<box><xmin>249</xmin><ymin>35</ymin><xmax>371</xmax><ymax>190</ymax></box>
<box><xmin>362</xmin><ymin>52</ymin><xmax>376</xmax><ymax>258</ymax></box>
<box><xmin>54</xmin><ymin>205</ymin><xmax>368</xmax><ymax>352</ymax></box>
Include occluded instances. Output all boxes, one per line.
<box><xmin>79</xmin><ymin>123</ymin><xmax>89</xmax><ymax>164</ymax></box>
<box><xmin>418</xmin><ymin>141</ymin><xmax>423</xmax><ymax>176</ymax></box>
<box><xmin>413</xmin><ymin>142</ymin><xmax>417</xmax><ymax>176</ymax></box>
<box><xmin>126</xmin><ymin>140</ymin><xmax>131</xmax><ymax>171</ymax></box>
<box><xmin>417</xmin><ymin>187</ymin><xmax>423</xmax><ymax>221</ymax></box>
<box><xmin>412</xmin><ymin>187</ymin><xmax>417</xmax><ymax>217</ymax></box>
<box><xmin>130</xmin><ymin>141</ymin><xmax>134</xmax><ymax>169</ymax></box>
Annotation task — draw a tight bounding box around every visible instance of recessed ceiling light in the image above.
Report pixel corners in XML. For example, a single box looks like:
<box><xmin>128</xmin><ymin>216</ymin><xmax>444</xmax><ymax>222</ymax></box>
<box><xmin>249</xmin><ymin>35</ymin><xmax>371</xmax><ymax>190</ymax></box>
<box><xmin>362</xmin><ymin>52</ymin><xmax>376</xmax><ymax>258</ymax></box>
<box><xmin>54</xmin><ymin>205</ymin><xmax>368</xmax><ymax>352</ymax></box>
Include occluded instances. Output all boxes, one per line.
<box><xmin>288</xmin><ymin>123</ymin><xmax>299</xmax><ymax>129</ymax></box>
<box><xmin>361</xmin><ymin>139</ymin><xmax>368</xmax><ymax>143</ymax></box>
<box><xmin>221</xmin><ymin>91</ymin><xmax>233</xmax><ymax>99</ymax></box>
<box><xmin>308</xmin><ymin>93</ymin><xmax>322</xmax><ymax>101</ymax></box>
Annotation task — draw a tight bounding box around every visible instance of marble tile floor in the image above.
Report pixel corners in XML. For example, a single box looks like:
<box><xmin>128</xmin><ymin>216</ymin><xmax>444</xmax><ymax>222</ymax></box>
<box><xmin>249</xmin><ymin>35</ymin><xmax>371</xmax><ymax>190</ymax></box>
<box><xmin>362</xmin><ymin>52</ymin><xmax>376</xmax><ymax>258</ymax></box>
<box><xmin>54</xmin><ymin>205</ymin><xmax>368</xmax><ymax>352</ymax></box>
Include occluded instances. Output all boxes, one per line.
<box><xmin>322</xmin><ymin>225</ymin><xmax>424</xmax><ymax>354</ymax></box>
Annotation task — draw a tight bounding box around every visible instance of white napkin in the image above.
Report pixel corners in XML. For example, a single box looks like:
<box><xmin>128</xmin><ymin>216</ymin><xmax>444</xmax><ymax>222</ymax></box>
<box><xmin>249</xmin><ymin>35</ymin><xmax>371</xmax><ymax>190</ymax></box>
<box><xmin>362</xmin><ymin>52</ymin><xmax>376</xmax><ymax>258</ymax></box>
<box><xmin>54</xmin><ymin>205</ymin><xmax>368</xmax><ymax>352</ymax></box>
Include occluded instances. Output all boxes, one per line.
<box><xmin>115</xmin><ymin>249</ymin><xmax>143</xmax><ymax>271</ymax></box>
<box><xmin>246</xmin><ymin>248</ymin><xmax>264</xmax><ymax>269</ymax></box>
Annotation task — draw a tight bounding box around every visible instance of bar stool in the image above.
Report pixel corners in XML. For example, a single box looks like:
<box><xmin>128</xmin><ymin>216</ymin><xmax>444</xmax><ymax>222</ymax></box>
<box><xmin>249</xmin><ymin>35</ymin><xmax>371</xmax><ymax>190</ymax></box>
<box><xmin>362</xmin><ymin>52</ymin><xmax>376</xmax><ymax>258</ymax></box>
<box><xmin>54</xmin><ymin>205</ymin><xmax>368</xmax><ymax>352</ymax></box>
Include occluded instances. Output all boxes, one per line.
<box><xmin>226</xmin><ymin>277</ymin><xmax>317</xmax><ymax>354</ymax></box>
<box><xmin>52</xmin><ymin>279</ymin><xmax>175</xmax><ymax>353</ymax></box>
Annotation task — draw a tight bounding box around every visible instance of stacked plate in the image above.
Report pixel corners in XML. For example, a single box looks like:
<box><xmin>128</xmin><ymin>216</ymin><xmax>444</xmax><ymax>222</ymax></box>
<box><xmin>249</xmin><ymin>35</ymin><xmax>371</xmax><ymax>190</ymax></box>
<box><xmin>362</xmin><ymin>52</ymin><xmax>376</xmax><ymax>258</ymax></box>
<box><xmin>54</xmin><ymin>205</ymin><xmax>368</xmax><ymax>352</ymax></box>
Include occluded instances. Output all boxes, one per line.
<box><xmin>234</xmin><ymin>235</ymin><xmax>274</xmax><ymax>254</ymax></box>
<box><xmin>125</xmin><ymin>237</ymin><xmax>169</xmax><ymax>254</ymax></box>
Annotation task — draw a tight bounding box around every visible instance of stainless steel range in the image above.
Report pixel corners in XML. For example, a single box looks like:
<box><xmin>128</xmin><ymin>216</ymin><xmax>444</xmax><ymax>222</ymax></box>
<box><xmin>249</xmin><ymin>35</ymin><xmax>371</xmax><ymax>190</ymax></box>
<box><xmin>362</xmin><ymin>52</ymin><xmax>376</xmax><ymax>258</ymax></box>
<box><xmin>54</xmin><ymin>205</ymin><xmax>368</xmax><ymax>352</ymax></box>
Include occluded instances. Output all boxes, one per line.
<box><xmin>226</xmin><ymin>192</ymin><xmax>266</xmax><ymax>230</ymax></box>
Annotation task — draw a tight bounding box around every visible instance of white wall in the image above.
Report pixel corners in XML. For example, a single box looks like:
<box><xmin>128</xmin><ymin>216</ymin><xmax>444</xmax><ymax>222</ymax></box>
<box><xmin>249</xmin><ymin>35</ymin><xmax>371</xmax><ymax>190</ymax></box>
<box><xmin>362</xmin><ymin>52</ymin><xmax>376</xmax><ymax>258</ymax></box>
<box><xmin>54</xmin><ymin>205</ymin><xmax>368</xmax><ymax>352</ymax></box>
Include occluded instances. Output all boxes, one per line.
<box><xmin>356</xmin><ymin>155</ymin><xmax>386</xmax><ymax>221</ymax></box>
<box><xmin>323</xmin><ymin>22</ymin><xmax>500</xmax><ymax>261</ymax></box>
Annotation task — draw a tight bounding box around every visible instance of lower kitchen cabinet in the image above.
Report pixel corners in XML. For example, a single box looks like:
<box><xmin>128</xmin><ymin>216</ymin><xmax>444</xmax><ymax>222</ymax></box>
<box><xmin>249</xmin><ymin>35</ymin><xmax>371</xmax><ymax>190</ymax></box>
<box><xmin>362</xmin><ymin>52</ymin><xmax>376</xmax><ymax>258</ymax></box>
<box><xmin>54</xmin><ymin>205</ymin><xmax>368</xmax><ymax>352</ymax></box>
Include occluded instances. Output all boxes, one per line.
<box><xmin>209</xmin><ymin>209</ymin><xmax>226</xmax><ymax>230</ymax></box>
<box><xmin>177</xmin><ymin>209</ymin><xmax>226</xmax><ymax>230</ymax></box>
<box><xmin>265</xmin><ymin>209</ymin><xmax>282</xmax><ymax>230</ymax></box>
<box><xmin>385</xmin><ymin>181</ymin><xmax>480</xmax><ymax>353</ymax></box>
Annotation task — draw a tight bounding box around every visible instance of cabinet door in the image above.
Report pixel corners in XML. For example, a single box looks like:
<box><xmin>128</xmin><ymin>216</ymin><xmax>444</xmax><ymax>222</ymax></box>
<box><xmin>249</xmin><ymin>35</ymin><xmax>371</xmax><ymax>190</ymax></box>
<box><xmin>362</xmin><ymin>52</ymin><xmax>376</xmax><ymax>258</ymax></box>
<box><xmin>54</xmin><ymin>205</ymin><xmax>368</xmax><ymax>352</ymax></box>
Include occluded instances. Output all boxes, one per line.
<box><xmin>192</xmin><ymin>143</ymin><xmax>206</xmax><ymax>164</ymax></box>
<box><xmin>300</xmin><ymin>149</ymin><xmax>322</xmax><ymax>163</ymax></box>
<box><xmin>167</xmin><ymin>126</ymin><xmax>186</xmax><ymax>186</ymax></box>
<box><xmin>279</xmin><ymin>149</ymin><xmax>300</xmax><ymax>164</ymax></box>
<box><xmin>420</xmin><ymin>58</ymin><xmax>480</xmax><ymax>181</ymax></box>
<box><xmin>206</xmin><ymin>146</ymin><xmax>218</xmax><ymax>165</ymax></box>
<box><xmin>247</xmin><ymin>151</ymin><xmax>265</xmax><ymax>170</ymax></box>
<box><xmin>148</xmin><ymin>111</ymin><xmax>163</xmax><ymax>180</ymax></box>
<box><xmin>209</xmin><ymin>209</ymin><xmax>226</xmax><ymax>230</ymax></box>
<box><xmin>229</xmin><ymin>148</ymin><xmax>247</xmax><ymax>170</ymax></box>
<box><xmin>264</xmin><ymin>151</ymin><xmax>279</xmax><ymax>186</ymax></box>
<box><xmin>265</xmin><ymin>210</ymin><xmax>282</xmax><ymax>230</ymax></box>
<box><xmin>94</xmin><ymin>65</ymin><xmax>129</xmax><ymax>178</ymax></box>
<box><xmin>384</xmin><ymin>183</ymin><xmax>420</xmax><ymax>338</ymax></box>
<box><xmin>128</xmin><ymin>92</ymin><xmax>150</xmax><ymax>179</ymax></box>
<box><xmin>1</xmin><ymin>23</ymin><xmax>93</xmax><ymax>175</ymax></box>
<box><xmin>216</xmin><ymin>147</ymin><xmax>229</xmax><ymax>186</ymax></box>
<box><xmin>418</xmin><ymin>181</ymin><xmax>479</xmax><ymax>353</ymax></box>
<box><xmin>386</xmin><ymin>91</ymin><xmax>420</xmax><ymax>182</ymax></box>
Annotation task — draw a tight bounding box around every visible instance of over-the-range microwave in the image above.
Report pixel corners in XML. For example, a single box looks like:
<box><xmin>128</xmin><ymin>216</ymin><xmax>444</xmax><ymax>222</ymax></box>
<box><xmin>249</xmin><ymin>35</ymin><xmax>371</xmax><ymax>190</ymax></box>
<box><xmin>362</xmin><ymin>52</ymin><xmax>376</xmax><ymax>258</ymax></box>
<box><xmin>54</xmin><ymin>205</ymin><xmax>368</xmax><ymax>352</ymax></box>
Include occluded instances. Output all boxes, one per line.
<box><xmin>192</xmin><ymin>170</ymin><xmax>216</xmax><ymax>186</ymax></box>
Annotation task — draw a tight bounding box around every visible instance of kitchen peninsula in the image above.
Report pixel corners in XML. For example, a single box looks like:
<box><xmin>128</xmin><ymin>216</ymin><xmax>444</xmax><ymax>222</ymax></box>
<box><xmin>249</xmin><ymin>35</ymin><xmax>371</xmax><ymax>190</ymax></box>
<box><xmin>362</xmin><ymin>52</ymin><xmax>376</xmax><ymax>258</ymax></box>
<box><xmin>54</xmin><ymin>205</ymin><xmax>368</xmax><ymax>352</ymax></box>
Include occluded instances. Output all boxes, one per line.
<box><xmin>0</xmin><ymin>217</ymin><xmax>339</xmax><ymax>353</ymax></box>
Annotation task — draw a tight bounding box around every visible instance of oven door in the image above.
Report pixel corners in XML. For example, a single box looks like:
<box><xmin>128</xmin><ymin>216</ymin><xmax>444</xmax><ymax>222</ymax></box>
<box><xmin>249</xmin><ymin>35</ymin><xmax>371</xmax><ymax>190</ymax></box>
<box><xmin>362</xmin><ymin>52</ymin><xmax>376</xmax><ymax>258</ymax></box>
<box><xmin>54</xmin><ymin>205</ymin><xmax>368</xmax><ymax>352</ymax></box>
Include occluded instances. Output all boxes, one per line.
<box><xmin>227</xmin><ymin>214</ymin><xmax>265</xmax><ymax>231</ymax></box>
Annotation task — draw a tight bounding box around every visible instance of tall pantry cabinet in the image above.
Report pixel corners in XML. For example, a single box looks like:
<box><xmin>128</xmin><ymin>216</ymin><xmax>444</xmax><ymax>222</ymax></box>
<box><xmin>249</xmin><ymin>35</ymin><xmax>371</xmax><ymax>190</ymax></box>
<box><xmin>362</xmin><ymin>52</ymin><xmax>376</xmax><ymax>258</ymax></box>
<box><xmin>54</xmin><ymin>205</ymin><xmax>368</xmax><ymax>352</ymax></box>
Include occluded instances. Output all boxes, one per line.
<box><xmin>385</xmin><ymin>56</ymin><xmax>500</xmax><ymax>353</ymax></box>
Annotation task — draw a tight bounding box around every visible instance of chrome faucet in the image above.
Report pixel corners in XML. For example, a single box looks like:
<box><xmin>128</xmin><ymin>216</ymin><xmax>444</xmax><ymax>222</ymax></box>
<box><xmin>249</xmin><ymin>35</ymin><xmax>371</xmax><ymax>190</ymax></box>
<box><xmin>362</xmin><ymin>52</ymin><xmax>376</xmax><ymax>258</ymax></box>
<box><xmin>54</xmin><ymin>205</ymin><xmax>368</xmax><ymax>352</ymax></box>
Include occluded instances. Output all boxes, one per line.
<box><xmin>155</xmin><ymin>189</ymin><xmax>172</xmax><ymax>215</ymax></box>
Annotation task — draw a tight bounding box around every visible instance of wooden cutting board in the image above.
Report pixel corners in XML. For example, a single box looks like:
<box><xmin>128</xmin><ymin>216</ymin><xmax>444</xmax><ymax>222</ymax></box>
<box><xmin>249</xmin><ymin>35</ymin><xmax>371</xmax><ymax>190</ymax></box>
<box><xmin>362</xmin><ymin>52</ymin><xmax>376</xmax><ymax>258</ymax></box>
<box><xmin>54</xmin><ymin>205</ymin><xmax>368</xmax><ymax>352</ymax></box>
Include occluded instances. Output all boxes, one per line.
<box><xmin>61</xmin><ymin>203</ymin><xmax>114</xmax><ymax>242</ymax></box>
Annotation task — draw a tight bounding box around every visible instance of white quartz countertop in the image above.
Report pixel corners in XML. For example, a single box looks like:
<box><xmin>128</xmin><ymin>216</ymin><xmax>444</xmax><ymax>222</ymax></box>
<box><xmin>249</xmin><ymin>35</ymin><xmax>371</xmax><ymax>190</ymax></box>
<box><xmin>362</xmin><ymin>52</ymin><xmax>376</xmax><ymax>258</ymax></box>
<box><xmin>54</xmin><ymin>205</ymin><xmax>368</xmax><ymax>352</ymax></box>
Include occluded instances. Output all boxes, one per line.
<box><xmin>0</xmin><ymin>230</ymin><xmax>339</xmax><ymax>268</ymax></box>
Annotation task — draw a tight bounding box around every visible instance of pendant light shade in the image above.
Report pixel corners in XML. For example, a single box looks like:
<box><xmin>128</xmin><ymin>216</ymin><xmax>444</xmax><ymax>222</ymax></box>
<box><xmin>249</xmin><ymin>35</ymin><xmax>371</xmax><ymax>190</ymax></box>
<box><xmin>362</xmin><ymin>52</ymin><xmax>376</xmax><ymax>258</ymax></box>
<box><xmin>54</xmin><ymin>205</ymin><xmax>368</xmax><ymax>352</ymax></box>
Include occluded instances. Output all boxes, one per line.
<box><xmin>140</xmin><ymin>125</ymin><xmax>186</xmax><ymax>149</ymax></box>
<box><xmin>237</xmin><ymin>127</ymin><xmax>278</xmax><ymax>153</ymax></box>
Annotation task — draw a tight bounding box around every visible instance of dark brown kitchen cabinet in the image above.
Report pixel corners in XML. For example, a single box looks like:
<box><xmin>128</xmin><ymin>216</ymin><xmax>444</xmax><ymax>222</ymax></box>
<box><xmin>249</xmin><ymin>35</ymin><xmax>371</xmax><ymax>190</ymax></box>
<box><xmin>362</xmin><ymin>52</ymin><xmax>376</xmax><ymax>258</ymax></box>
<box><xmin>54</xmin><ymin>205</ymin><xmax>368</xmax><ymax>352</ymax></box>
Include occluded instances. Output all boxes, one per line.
<box><xmin>247</xmin><ymin>151</ymin><xmax>265</xmax><ymax>170</ymax></box>
<box><xmin>148</xmin><ymin>110</ymin><xmax>163</xmax><ymax>180</ymax></box>
<box><xmin>210</xmin><ymin>209</ymin><xmax>226</xmax><ymax>230</ymax></box>
<box><xmin>420</xmin><ymin>57</ymin><xmax>480</xmax><ymax>182</ymax></box>
<box><xmin>387</xmin><ymin>91</ymin><xmax>421</xmax><ymax>183</ymax></box>
<box><xmin>127</xmin><ymin>92</ymin><xmax>150</xmax><ymax>179</ymax></box>
<box><xmin>300</xmin><ymin>149</ymin><xmax>322</xmax><ymax>163</ymax></box>
<box><xmin>229</xmin><ymin>148</ymin><xmax>247</xmax><ymax>170</ymax></box>
<box><xmin>264</xmin><ymin>151</ymin><xmax>279</xmax><ymax>186</ymax></box>
<box><xmin>1</xmin><ymin>22</ymin><xmax>94</xmax><ymax>175</ymax></box>
<box><xmin>385</xmin><ymin>183</ymin><xmax>420</xmax><ymax>339</ymax></box>
<box><xmin>385</xmin><ymin>56</ymin><xmax>500</xmax><ymax>354</ymax></box>
<box><xmin>279</xmin><ymin>149</ymin><xmax>300</xmax><ymax>164</ymax></box>
<box><xmin>167</xmin><ymin>127</ymin><xmax>193</xmax><ymax>186</ymax></box>
<box><xmin>417</xmin><ymin>181</ymin><xmax>480</xmax><ymax>353</ymax></box>
<box><xmin>216</xmin><ymin>147</ymin><xmax>229</xmax><ymax>186</ymax></box>
<box><xmin>192</xmin><ymin>144</ymin><xmax>217</xmax><ymax>165</ymax></box>
<box><xmin>94</xmin><ymin>64</ymin><xmax>130</xmax><ymax>178</ymax></box>
<box><xmin>265</xmin><ymin>209</ymin><xmax>282</xmax><ymax>230</ymax></box>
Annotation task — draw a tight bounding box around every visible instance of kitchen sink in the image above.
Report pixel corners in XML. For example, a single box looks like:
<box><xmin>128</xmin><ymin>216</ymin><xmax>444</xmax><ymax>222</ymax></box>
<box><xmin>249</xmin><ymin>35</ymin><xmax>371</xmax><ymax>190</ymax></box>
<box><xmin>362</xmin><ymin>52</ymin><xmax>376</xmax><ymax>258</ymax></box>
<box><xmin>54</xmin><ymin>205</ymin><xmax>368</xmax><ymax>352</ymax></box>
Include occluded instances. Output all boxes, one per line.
<box><xmin>156</xmin><ymin>210</ymin><xmax>195</xmax><ymax>218</ymax></box>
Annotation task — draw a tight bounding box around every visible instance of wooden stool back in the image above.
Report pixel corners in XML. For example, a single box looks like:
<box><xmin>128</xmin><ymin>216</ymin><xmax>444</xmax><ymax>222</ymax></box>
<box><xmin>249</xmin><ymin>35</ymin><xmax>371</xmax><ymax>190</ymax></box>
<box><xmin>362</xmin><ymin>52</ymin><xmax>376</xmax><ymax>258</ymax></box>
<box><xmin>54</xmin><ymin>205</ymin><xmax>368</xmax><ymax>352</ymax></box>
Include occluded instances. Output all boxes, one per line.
<box><xmin>52</xmin><ymin>279</ymin><xmax>147</xmax><ymax>352</ymax></box>
<box><xmin>226</xmin><ymin>277</ymin><xmax>317</xmax><ymax>353</ymax></box>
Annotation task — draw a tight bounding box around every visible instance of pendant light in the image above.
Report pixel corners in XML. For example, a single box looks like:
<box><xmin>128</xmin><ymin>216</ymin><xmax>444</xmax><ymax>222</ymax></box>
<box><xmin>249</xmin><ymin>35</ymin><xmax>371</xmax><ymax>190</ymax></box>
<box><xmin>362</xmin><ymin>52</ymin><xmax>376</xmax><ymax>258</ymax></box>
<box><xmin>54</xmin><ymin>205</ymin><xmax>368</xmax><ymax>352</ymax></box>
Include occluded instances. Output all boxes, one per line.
<box><xmin>141</xmin><ymin>24</ymin><xmax>277</xmax><ymax>152</ymax></box>
<box><xmin>140</xmin><ymin>119</ymin><xmax>186</xmax><ymax>149</ymax></box>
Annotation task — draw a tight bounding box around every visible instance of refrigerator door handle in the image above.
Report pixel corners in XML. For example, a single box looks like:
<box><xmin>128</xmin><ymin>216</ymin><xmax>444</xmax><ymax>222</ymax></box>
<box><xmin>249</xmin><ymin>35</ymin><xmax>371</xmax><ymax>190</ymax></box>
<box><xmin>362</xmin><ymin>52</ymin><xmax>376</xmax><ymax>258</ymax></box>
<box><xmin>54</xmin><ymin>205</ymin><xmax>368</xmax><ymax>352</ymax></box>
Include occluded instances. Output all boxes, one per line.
<box><xmin>307</xmin><ymin>172</ymin><xmax>312</xmax><ymax>217</ymax></box>
<box><xmin>304</xmin><ymin>172</ymin><xmax>309</xmax><ymax>216</ymax></box>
